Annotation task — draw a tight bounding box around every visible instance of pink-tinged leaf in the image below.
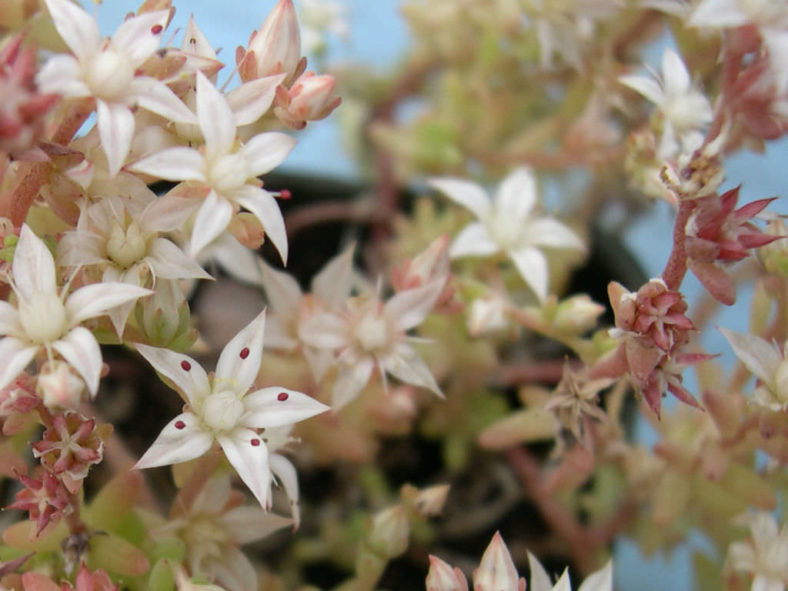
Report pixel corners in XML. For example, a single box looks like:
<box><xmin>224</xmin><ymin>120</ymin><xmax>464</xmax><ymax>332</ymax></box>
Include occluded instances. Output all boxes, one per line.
<box><xmin>0</xmin><ymin>553</ymin><xmax>33</xmax><ymax>577</ymax></box>
<box><xmin>218</xmin><ymin>428</ymin><xmax>272</xmax><ymax>509</ymax></box>
<box><xmin>21</xmin><ymin>572</ymin><xmax>61</xmax><ymax>591</ymax></box>
<box><xmin>66</xmin><ymin>282</ymin><xmax>152</xmax><ymax>326</ymax></box>
<box><xmin>89</xmin><ymin>532</ymin><xmax>150</xmax><ymax>576</ymax></box>
<box><xmin>215</xmin><ymin>309</ymin><xmax>266</xmax><ymax>394</ymax></box>
<box><xmin>196</xmin><ymin>71</ymin><xmax>236</xmax><ymax>159</ymax></box>
<box><xmin>85</xmin><ymin>471</ymin><xmax>143</xmax><ymax>531</ymax></box>
<box><xmin>241</xmin><ymin>386</ymin><xmax>330</xmax><ymax>428</ymax></box>
<box><xmin>221</xmin><ymin>505</ymin><xmax>292</xmax><ymax>543</ymax></box>
<box><xmin>35</xmin><ymin>54</ymin><xmax>90</xmax><ymax>98</ymax></box>
<box><xmin>299</xmin><ymin>312</ymin><xmax>348</xmax><ymax>349</ymax></box>
<box><xmin>134</xmin><ymin>344</ymin><xmax>210</xmax><ymax>404</ymax></box>
<box><xmin>131</xmin><ymin>78</ymin><xmax>197</xmax><ymax>124</ymax></box>
<box><xmin>494</xmin><ymin>167</ymin><xmax>537</xmax><ymax>222</ymax></box>
<box><xmin>385</xmin><ymin>279</ymin><xmax>445</xmax><ymax>332</ymax></box>
<box><xmin>720</xmin><ymin>327</ymin><xmax>782</xmax><ymax>386</ymax></box>
<box><xmin>0</xmin><ymin>442</ymin><xmax>27</xmax><ymax>477</ymax></box>
<box><xmin>509</xmin><ymin>246</ymin><xmax>548</xmax><ymax>301</ymax></box>
<box><xmin>311</xmin><ymin>242</ymin><xmax>356</xmax><ymax>310</ymax></box>
<box><xmin>259</xmin><ymin>259</ymin><xmax>302</xmax><ymax>315</ymax></box>
<box><xmin>624</xmin><ymin>338</ymin><xmax>663</xmax><ymax>383</ymax></box>
<box><xmin>44</xmin><ymin>0</ymin><xmax>101</xmax><ymax>61</ymax></box>
<box><xmin>228</xmin><ymin>74</ymin><xmax>286</xmax><ymax>126</ymax></box>
<box><xmin>473</xmin><ymin>532</ymin><xmax>524</xmax><ymax>591</ymax></box>
<box><xmin>190</xmin><ymin>191</ymin><xmax>234</xmax><ymax>255</ymax></box>
<box><xmin>688</xmin><ymin>259</ymin><xmax>736</xmax><ymax>305</ymax></box>
<box><xmin>135</xmin><ymin>412</ymin><xmax>212</xmax><ymax>469</ymax></box>
<box><xmin>381</xmin><ymin>343</ymin><xmax>443</xmax><ymax>396</ymax></box>
<box><xmin>147</xmin><ymin>238</ymin><xmax>212</xmax><ymax>280</ymax></box>
<box><xmin>332</xmin><ymin>357</ymin><xmax>374</xmax><ymax>409</ymax></box>
<box><xmin>233</xmin><ymin>185</ymin><xmax>288</xmax><ymax>263</ymax></box>
<box><xmin>97</xmin><ymin>100</ymin><xmax>135</xmax><ymax>178</ymax></box>
<box><xmin>111</xmin><ymin>10</ymin><xmax>168</xmax><ymax>65</ymax></box>
<box><xmin>734</xmin><ymin>197</ymin><xmax>777</xmax><ymax>221</ymax></box>
<box><xmin>528</xmin><ymin>218</ymin><xmax>585</xmax><ymax>251</ymax></box>
<box><xmin>0</xmin><ymin>337</ymin><xmax>39</xmax><ymax>392</ymax></box>
<box><xmin>578</xmin><ymin>561</ymin><xmax>613</xmax><ymax>591</ymax></box>
<box><xmin>449</xmin><ymin>222</ymin><xmax>499</xmax><ymax>258</ymax></box>
<box><xmin>3</xmin><ymin>519</ymin><xmax>66</xmax><ymax>552</ymax></box>
<box><xmin>129</xmin><ymin>146</ymin><xmax>206</xmax><ymax>182</ymax></box>
<box><xmin>239</xmin><ymin>131</ymin><xmax>296</xmax><ymax>176</ymax></box>
<box><xmin>52</xmin><ymin>326</ymin><xmax>101</xmax><ymax>396</ymax></box>
<box><xmin>427</xmin><ymin>177</ymin><xmax>491</xmax><ymax>220</ymax></box>
<box><xmin>269</xmin><ymin>453</ymin><xmax>300</xmax><ymax>528</ymax></box>
<box><xmin>14</xmin><ymin>225</ymin><xmax>57</xmax><ymax>301</ymax></box>
<box><xmin>426</xmin><ymin>555</ymin><xmax>468</xmax><ymax>591</ymax></box>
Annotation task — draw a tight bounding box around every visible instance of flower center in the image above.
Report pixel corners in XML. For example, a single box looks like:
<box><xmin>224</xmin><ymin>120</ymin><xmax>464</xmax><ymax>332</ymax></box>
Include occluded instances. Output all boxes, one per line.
<box><xmin>206</xmin><ymin>153</ymin><xmax>250</xmax><ymax>194</ymax></box>
<box><xmin>84</xmin><ymin>49</ymin><xmax>134</xmax><ymax>101</ymax></box>
<box><xmin>106</xmin><ymin>220</ymin><xmax>148</xmax><ymax>269</ymax></box>
<box><xmin>201</xmin><ymin>390</ymin><xmax>245</xmax><ymax>432</ymax></box>
<box><xmin>355</xmin><ymin>313</ymin><xmax>388</xmax><ymax>353</ymax></box>
<box><xmin>487</xmin><ymin>211</ymin><xmax>522</xmax><ymax>251</ymax></box>
<box><xmin>18</xmin><ymin>292</ymin><xmax>68</xmax><ymax>345</ymax></box>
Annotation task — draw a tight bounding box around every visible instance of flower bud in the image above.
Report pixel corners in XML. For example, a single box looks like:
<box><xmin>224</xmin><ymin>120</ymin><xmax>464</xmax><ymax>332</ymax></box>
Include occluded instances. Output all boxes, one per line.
<box><xmin>472</xmin><ymin>532</ymin><xmax>525</xmax><ymax>591</ymax></box>
<box><xmin>758</xmin><ymin>218</ymin><xmax>788</xmax><ymax>277</ymax></box>
<box><xmin>467</xmin><ymin>294</ymin><xmax>508</xmax><ymax>337</ymax></box>
<box><xmin>426</xmin><ymin>555</ymin><xmax>468</xmax><ymax>591</ymax></box>
<box><xmin>37</xmin><ymin>361</ymin><xmax>85</xmax><ymax>409</ymax></box>
<box><xmin>367</xmin><ymin>505</ymin><xmax>410</xmax><ymax>559</ymax></box>
<box><xmin>554</xmin><ymin>294</ymin><xmax>605</xmax><ymax>334</ymax></box>
<box><xmin>241</xmin><ymin>0</ymin><xmax>301</xmax><ymax>83</ymax></box>
<box><xmin>275</xmin><ymin>71</ymin><xmax>341</xmax><ymax>129</ymax></box>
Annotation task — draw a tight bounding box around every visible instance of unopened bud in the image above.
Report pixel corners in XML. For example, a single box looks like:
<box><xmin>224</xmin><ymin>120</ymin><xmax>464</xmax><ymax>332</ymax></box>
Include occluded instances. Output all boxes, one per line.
<box><xmin>38</xmin><ymin>361</ymin><xmax>85</xmax><ymax>409</ymax></box>
<box><xmin>275</xmin><ymin>71</ymin><xmax>341</xmax><ymax>128</ymax></box>
<box><xmin>242</xmin><ymin>0</ymin><xmax>301</xmax><ymax>83</ymax></box>
<box><xmin>401</xmin><ymin>483</ymin><xmax>450</xmax><ymax>518</ymax></box>
<box><xmin>554</xmin><ymin>294</ymin><xmax>605</xmax><ymax>334</ymax></box>
<box><xmin>426</xmin><ymin>555</ymin><xmax>468</xmax><ymax>591</ymax></box>
<box><xmin>758</xmin><ymin>218</ymin><xmax>788</xmax><ymax>277</ymax></box>
<box><xmin>368</xmin><ymin>505</ymin><xmax>410</xmax><ymax>559</ymax></box>
<box><xmin>473</xmin><ymin>532</ymin><xmax>524</xmax><ymax>591</ymax></box>
<box><xmin>467</xmin><ymin>294</ymin><xmax>508</xmax><ymax>337</ymax></box>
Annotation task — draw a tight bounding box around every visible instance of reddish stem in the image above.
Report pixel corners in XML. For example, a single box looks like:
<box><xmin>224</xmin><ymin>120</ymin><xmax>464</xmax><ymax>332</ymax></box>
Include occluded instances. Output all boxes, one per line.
<box><xmin>661</xmin><ymin>199</ymin><xmax>695</xmax><ymax>290</ymax></box>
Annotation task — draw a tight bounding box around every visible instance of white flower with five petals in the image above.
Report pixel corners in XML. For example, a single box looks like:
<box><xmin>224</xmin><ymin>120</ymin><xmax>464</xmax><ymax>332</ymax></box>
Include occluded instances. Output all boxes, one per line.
<box><xmin>129</xmin><ymin>71</ymin><xmax>295</xmax><ymax>259</ymax></box>
<box><xmin>134</xmin><ymin>309</ymin><xmax>330</xmax><ymax>510</ymax></box>
<box><xmin>728</xmin><ymin>512</ymin><xmax>788</xmax><ymax>591</ymax></box>
<box><xmin>428</xmin><ymin>168</ymin><xmax>585</xmax><ymax>302</ymax></box>
<box><xmin>0</xmin><ymin>225</ymin><xmax>152</xmax><ymax>396</ymax></box>
<box><xmin>36</xmin><ymin>0</ymin><xmax>197</xmax><ymax>177</ymax></box>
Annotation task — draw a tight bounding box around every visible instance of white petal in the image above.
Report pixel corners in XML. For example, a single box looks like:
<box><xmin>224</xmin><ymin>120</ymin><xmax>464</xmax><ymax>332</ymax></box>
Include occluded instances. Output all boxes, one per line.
<box><xmin>97</xmin><ymin>100</ymin><xmax>135</xmax><ymax>178</ymax></box>
<box><xmin>134</xmin><ymin>343</ymin><xmax>211</xmax><ymax>405</ymax></box>
<box><xmin>205</xmin><ymin>234</ymin><xmax>262</xmax><ymax>285</ymax></box>
<box><xmin>382</xmin><ymin>343</ymin><xmax>442</xmax><ymax>396</ymax></box>
<box><xmin>239</xmin><ymin>132</ymin><xmax>296</xmax><ymax>177</ymax></box>
<box><xmin>270</xmin><ymin>453</ymin><xmax>300</xmax><ymax>528</ymax></box>
<box><xmin>228</xmin><ymin>75</ymin><xmax>286</xmax><ymax>126</ymax></box>
<box><xmin>147</xmin><ymin>238</ymin><xmax>212</xmax><ymax>280</ymax></box>
<box><xmin>258</xmin><ymin>259</ymin><xmax>302</xmax><ymax>315</ymax></box>
<box><xmin>689</xmin><ymin>0</ymin><xmax>748</xmax><ymax>27</ymax></box>
<box><xmin>52</xmin><ymin>326</ymin><xmax>102</xmax><ymax>396</ymax></box>
<box><xmin>332</xmin><ymin>357</ymin><xmax>374</xmax><ymax>409</ymax></box>
<box><xmin>66</xmin><ymin>282</ymin><xmax>152</xmax><ymax>326</ymax></box>
<box><xmin>140</xmin><ymin>194</ymin><xmax>200</xmax><ymax>233</ymax></box>
<box><xmin>215</xmin><ymin>309</ymin><xmax>266</xmax><ymax>394</ymax></box>
<box><xmin>311</xmin><ymin>243</ymin><xmax>355</xmax><ymax>310</ymax></box>
<box><xmin>384</xmin><ymin>279</ymin><xmax>444</xmax><ymax>331</ymax></box>
<box><xmin>527</xmin><ymin>218</ymin><xmax>585</xmax><ymax>251</ymax></box>
<box><xmin>219</xmin><ymin>429</ymin><xmax>271</xmax><ymax>509</ymax></box>
<box><xmin>14</xmin><ymin>225</ymin><xmax>57</xmax><ymax>301</ymax></box>
<box><xmin>264</xmin><ymin>317</ymin><xmax>299</xmax><ymax>351</ymax></box>
<box><xmin>135</xmin><ymin>412</ymin><xmax>213</xmax><ymax>468</ymax></box>
<box><xmin>619</xmin><ymin>74</ymin><xmax>664</xmax><ymax>105</ymax></box>
<box><xmin>298</xmin><ymin>313</ymin><xmax>348</xmax><ymax>349</ymax></box>
<box><xmin>181</xmin><ymin>15</ymin><xmax>218</xmax><ymax>59</ymax></box>
<box><xmin>129</xmin><ymin>147</ymin><xmax>206</xmax><ymax>183</ymax></box>
<box><xmin>233</xmin><ymin>185</ymin><xmax>288</xmax><ymax>263</ymax></box>
<box><xmin>196</xmin><ymin>71</ymin><xmax>236</xmax><ymax>159</ymax></box>
<box><xmin>662</xmin><ymin>48</ymin><xmax>690</xmax><ymax>97</ymax></box>
<box><xmin>131</xmin><ymin>78</ymin><xmax>197</xmax><ymax>124</ymax></box>
<box><xmin>213</xmin><ymin>547</ymin><xmax>258</xmax><ymax>591</ymax></box>
<box><xmin>427</xmin><ymin>177</ymin><xmax>491</xmax><ymax>220</ymax></box>
<box><xmin>190</xmin><ymin>191</ymin><xmax>234</xmax><ymax>255</ymax></box>
<box><xmin>220</xmin><ymin>505</ymin><xmax>292</xmax><ymax>544</ymax></box>
<box><xmin>241</xmin><ymin>386</ymin><xmax>330</xmax><ymax>429</ymax></box>
<box><xmin>720</xmin><ymin>328</ymin><xmax>782</xmax><ymax>387</ymax></box>
<box><xmin>0</xmin><ymin>338</ymin><xmax>38</xmax><ymax>392</ymax></box>
<box><xmin>527</xmin><ymin>552</ymin><xmax>553</xmax><ymax>591</ymax></box>
<box><xmin>44</xmin><ymin>0</ymin><xmax>100</xmax><ymax>61</ymax></box>
<box><xmin>0</xmin><ymin>301</ymin><xmax>21</xmax><ymax>335</ymax></box>
<box><xmin>36</xmin><ymin>54</ymin><xmax>90</xmax><ymax>98</ymax></box>
<box><xmin>551</xmin><ymin>570</ymin><xmax>572</xmax><ymax>591</ymax></box>
<box><xmin>449</xmin><ymin>222</ymin><xmax>500</xmax><ymax>258</ymax></box>
<box><xmin>578</xmin><ymin>561</ymin><xmax>613</xmax><ymax>591</ymax></box>
<box><xmin>509</xmin><ymin>246</ymin><xmax>549</xmax><ymax>301</ymax></box>
<box><xmin>111</xmin><ymin>10</ymin><xmax>168</xmax><ymax>66</ymax></box>
<box><xmin>494</xmin><ymin>167</ymin><xmax>537</xmax><ymax>222</ymax></box>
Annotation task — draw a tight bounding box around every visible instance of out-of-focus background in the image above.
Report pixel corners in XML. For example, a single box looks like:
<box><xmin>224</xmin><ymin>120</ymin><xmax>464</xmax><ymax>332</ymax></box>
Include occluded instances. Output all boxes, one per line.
<box><xmin>95</xmin><ymin>1</ymin><xmax>787</xmax><ymax>588</ymax></box>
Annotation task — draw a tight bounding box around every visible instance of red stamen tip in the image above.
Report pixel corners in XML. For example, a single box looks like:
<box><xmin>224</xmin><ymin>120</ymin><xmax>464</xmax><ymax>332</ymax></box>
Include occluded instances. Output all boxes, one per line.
<box><xmin>151</xmin><ymin>24</ymin><xmax>163</xmax><ymax>34</ymax></box>
<box><xmin>277</xmin><ymin>392</ymin><xmax>289</xmax><ymax>401</ymax></box>
<box><xmin>175</xmin><ymin>420</ymin><xmax>186</xmax><ymax>430</ymax></box>
<box><xmin>181</xmin><ymin>360</ymin><xmax>191</xmax><ymax>371</ymax></box>
<box><xmin>278</xmin><ymin>189</ymin><xmax>291</xmax><ymax>200</ymax></box>
<box><xmin>240</xmin><ymin>347</ymin><xmax>250</xmax><ymax>359</ymax></box>
<box><xmin>250</xmin><ymin>438</ymin><xmax>261</xmax><ymax>446</ymax></box>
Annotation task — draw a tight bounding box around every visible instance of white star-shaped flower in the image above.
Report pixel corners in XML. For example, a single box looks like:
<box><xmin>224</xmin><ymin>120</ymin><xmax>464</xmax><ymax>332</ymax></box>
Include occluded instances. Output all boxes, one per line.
<box><xmin>0</xmin><ymin>225</ymin><xmax>152</xmax><ymax>396</ymax></box>
<box><xmin>619</xmin><ymin>48</ymin><xmax>712</xmax><ymax>157</ymax></box>
<box><xmin>134</xmin><ymin>309</ymin><xmax>330</xmax><ymax>510</ymax></box>
<box><xmin>428</xmin><ymin>167</ymin><xmax>585</xmax><ymax>302</ymax></box>
<box><xmin>728</xmin><ymin>512</ymin><xmax>788</xmax><ymax>591</ymax></box>
<box><xmin>129</xmin><ymin>71</ymin><xmax>295</xmax><ymax>259</ymax></box>
<box><xmin>36</xmin><ymin>0</ymin><xmax>197</xmax><ymax>177</ymax></box>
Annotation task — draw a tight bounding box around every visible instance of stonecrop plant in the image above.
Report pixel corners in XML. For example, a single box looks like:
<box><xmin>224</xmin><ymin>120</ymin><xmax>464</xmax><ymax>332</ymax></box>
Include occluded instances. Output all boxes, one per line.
<box><xmin>0</xmin><ymin>0</ymin><xmax>786</xmax><ymax>590</ymax></box>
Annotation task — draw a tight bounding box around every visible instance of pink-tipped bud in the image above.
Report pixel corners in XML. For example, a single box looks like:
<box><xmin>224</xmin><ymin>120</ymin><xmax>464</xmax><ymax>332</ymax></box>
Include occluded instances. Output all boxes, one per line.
<box><xmin>368</xmin><ymin>505</ymin><xmax>410</xmax><ymax>559</ymax></box>
<box><xmin>242</xmin><ymin>0</ymin><xmax>302</xmax><ymax>83</ymax></box>
<box><xmin>275</xmin><ymin>71</ymin><xmax>341</xmax><ymax>129</ymax></box>
<box><xmin>37</xmin><ymin>361</ymin><xmax>85</xmax><ymax>410</ymax></box>
<box><xmin>472</xmin><ymin>532</ymin><xmax>526</xmax><ymax>591</ymax></box>
<box><xmin>426</xmin><ymin>555</ymin><xmax>468</xmax><ymax>591</ymax></box>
